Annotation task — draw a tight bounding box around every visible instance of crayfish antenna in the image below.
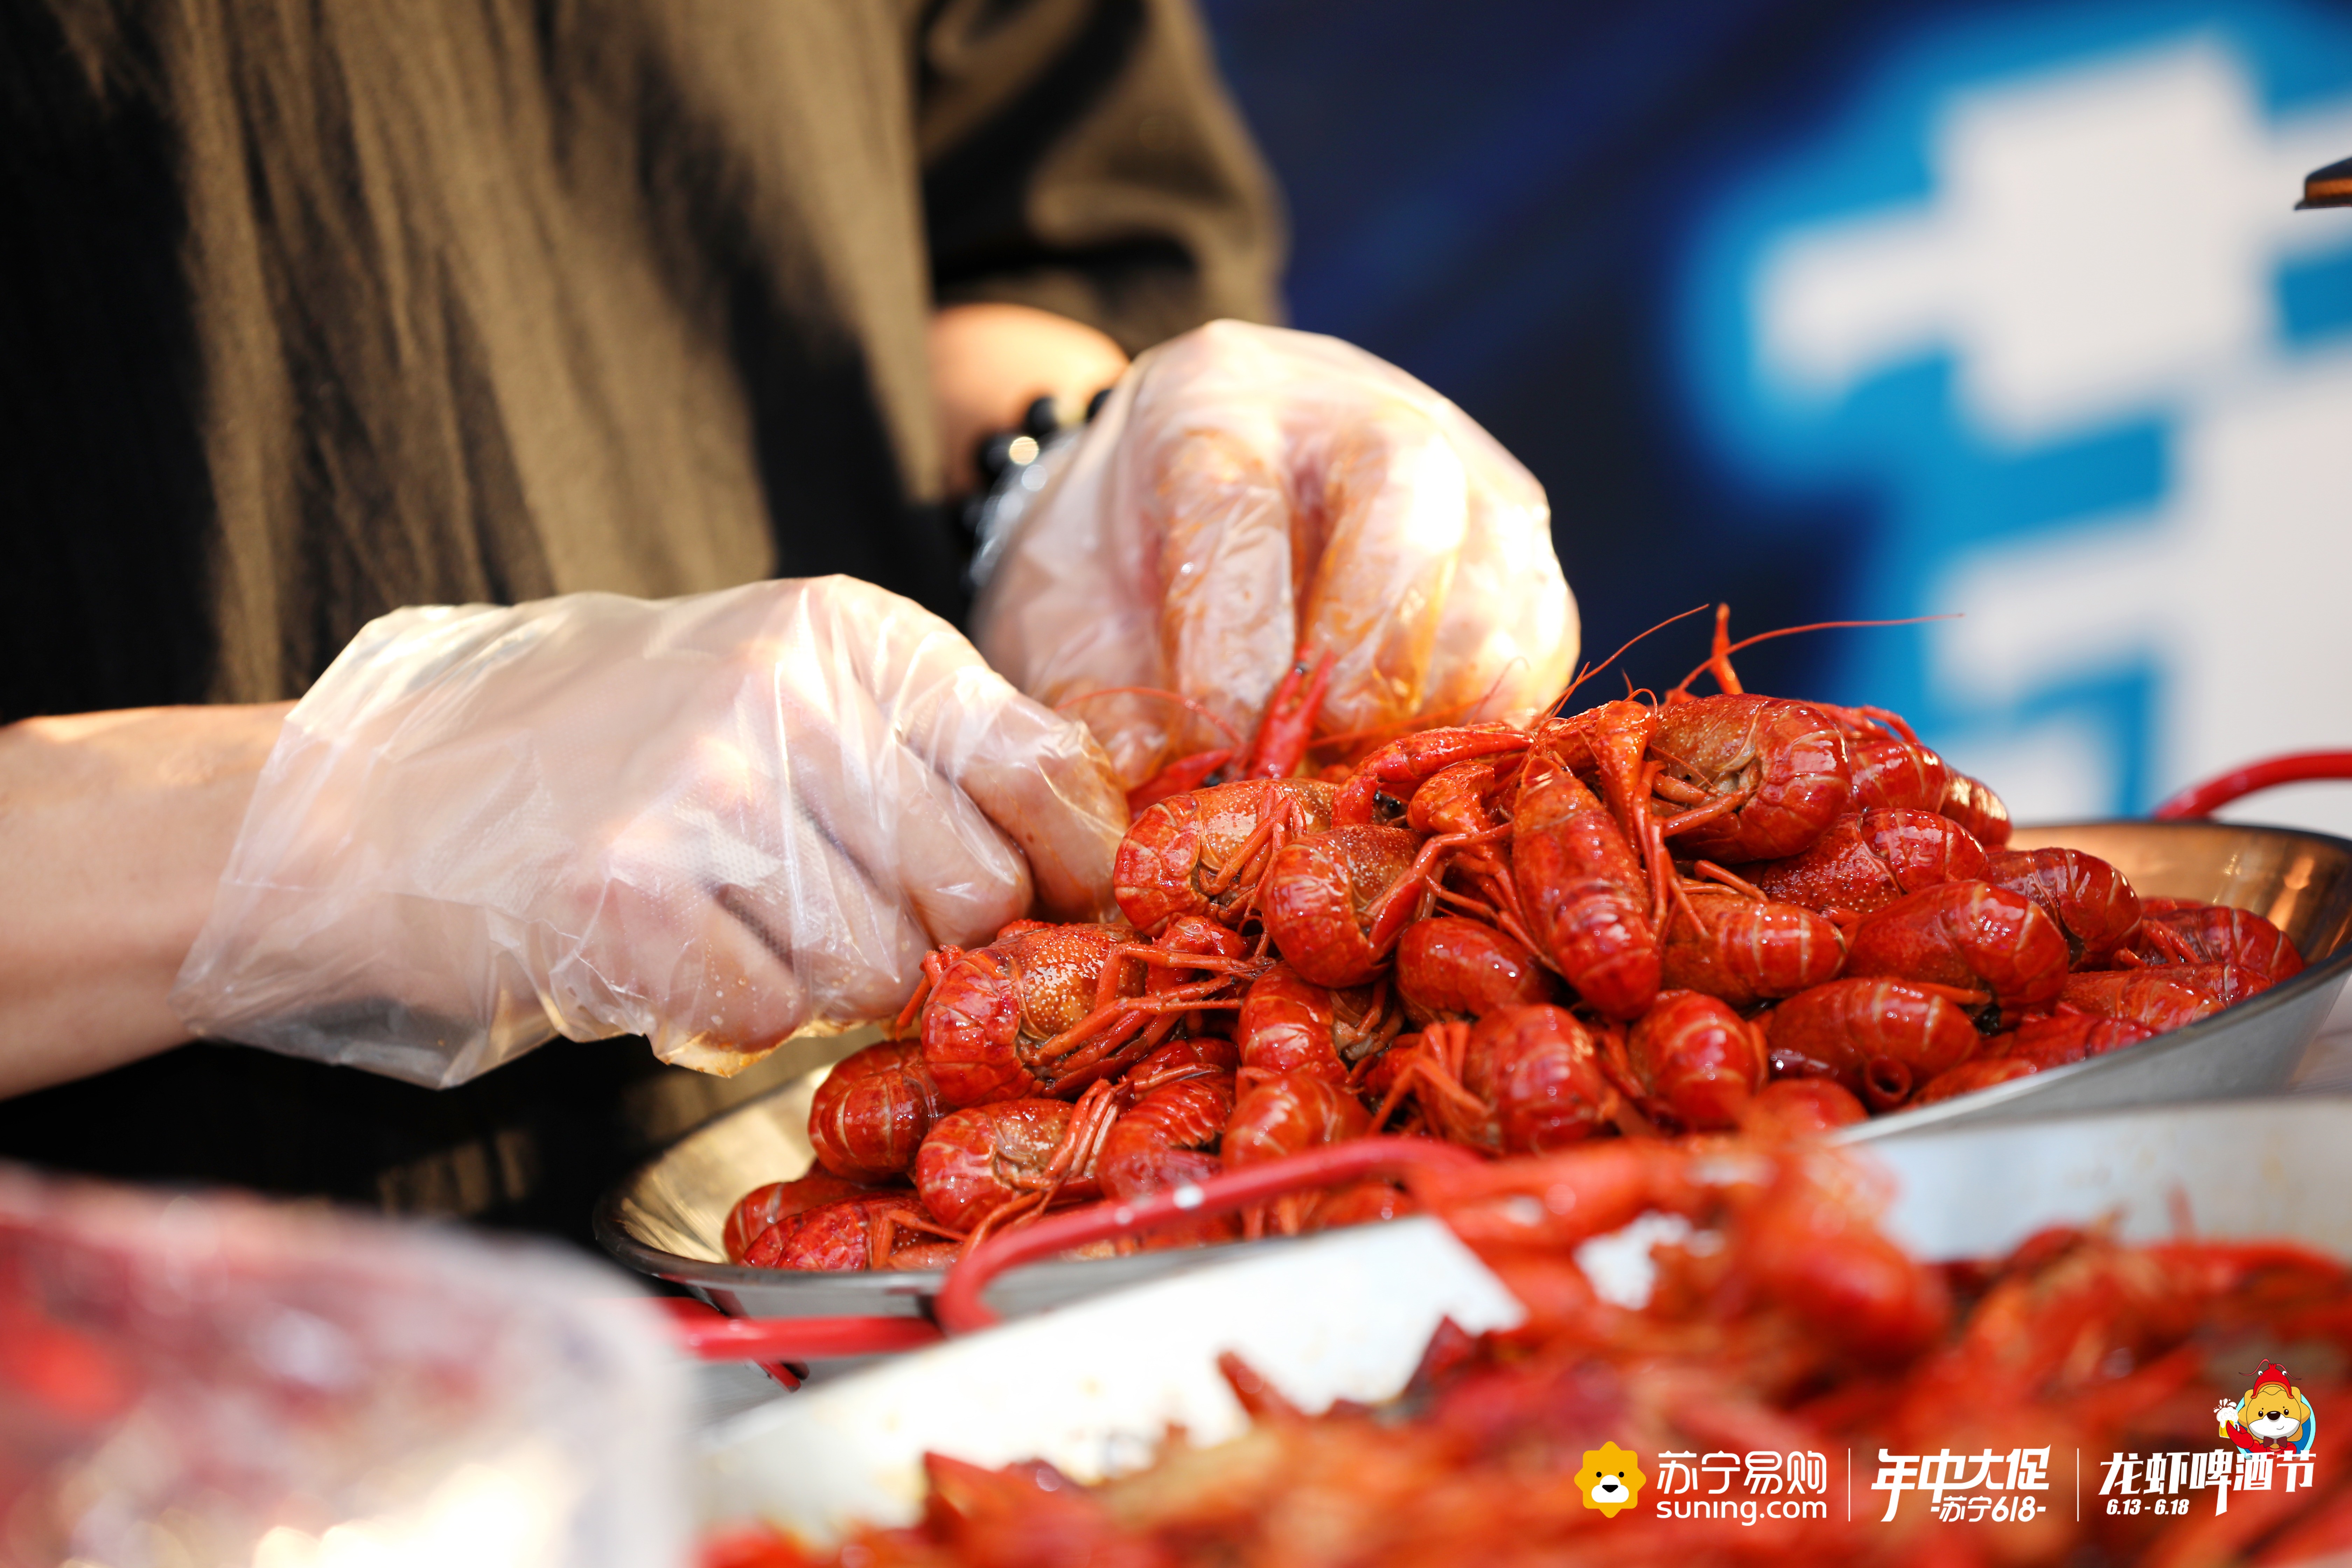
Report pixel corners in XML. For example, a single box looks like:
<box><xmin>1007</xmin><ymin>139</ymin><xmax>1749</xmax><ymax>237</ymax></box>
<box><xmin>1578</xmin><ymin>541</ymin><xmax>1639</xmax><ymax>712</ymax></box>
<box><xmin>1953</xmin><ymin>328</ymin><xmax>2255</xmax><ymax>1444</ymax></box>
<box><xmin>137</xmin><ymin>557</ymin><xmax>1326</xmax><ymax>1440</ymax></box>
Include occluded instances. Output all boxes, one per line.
<box><xmin>893</xmin><ymin>949</ymin><xmax>959</xmax><ymax>1039</ymax></box>
<box><xmin>1370</xmin><ymin>1041</ymin><xmax>1426</xmax><ymax>1130</ymax></box>
<box><xmin>1658</xmin><ymin>830</ymin><xmax>1706</xmax><ymax>937</ymax></box>
<box><xmin>1033</xmin><ymin>1079</ymin><xmax>1123</xmax><ymax>1217</ymax></box>
<box><xmin>868</xmin><ymin>1206</ymin><xmax>965</xmax><ymax>1270</ymax></box>
<box><xmin>960</xmin><ymin>1191</ymin><xmax>1046</xmax><ymax>1254</ymax></box>
<box><xmin>1691</xmin><ymin>860</ymin><xmax>1771</xmax><ymax>902</ymax></box>
<box><xmin>1707</xmin><ymin>604</ymin><xmax>1744</xmax><ymax>695</ymax></box>
<box><xmin>1469</xmin><ymin>870</ymin><xmax>1546</xmax><ymax>968</ymax></box>
<box><xmin>1362</xmin><ymin>824</ymin><xmax>1512</xmax><ymax>953</ymax></box>
<box><xmin>1427</xmin><ymin>884</ymin><xmax>1499</xmax><ymax>923</ymax></box>
<box><xmin>1547</xmin><ymin>603</ymin><xmax>1710</xmax><ymax>719</ymax></box>
<box><xmin>1457</xmin><ymin>656</ymin><xmax>1527</xmax><ymax>731</ymax></box>
<box><xmin>1305</xmin><ymin>656</ymin><xmax>1530</xmax><ymax>768</ymax></box>
<box><xmin>1629</xmin><ymin>758</ymin><xmax>1681</xmax><ymax>931</ymax></box>
<box><xmin>1819</xmin><ymin>701</ymin><xmax>1926</xmax><ymax>748</ymax></box>
<box><xmin>1666</xmin><ymin>611</ymin><xmax>1959</xmax><ymax>700</ymax></box>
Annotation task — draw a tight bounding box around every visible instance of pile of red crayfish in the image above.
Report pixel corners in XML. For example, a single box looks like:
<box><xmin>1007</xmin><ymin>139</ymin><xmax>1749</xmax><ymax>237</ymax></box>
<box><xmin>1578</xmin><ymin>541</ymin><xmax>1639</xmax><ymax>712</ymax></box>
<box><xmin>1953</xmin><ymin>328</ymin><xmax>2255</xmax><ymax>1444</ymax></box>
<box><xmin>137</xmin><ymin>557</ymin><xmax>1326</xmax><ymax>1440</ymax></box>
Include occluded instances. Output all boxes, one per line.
<box><xmin>723</xmin><ymin>617</ymin><xmax>2305</xmax><ymax>1273</ymax></box>
<box><xmin>708</xmin><ymin>1138</ymin><xmax>2352</xmax><ymax>1567</ymax></box>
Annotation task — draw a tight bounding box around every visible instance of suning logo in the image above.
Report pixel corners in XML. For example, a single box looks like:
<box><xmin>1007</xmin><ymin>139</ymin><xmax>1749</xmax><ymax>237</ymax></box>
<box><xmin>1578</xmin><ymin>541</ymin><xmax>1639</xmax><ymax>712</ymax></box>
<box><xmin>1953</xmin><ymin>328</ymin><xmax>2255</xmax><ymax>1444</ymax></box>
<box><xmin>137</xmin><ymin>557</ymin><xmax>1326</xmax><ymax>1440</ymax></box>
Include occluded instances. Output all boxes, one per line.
<box><xmin>1575</xmin><ymin>1441</ymin><xmax>1646</xmax><ymax>1517</ymax></box>
<box><xmin>1650</xmin><ymin>1448</ymin><xmax>1832</xmax><ymax>1525</ymax></box>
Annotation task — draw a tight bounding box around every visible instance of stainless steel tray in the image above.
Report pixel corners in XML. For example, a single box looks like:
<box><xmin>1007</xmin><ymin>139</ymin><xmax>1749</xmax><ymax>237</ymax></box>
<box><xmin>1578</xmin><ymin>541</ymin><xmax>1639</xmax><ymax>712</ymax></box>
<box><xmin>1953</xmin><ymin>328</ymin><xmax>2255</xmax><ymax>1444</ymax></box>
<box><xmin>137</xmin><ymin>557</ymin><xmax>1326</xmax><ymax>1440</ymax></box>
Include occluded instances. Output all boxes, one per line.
<box><xmin>597</xmin><ymin>819</ymin><xmax>2352</xmax><ymax>1314</ymax></box>
<box><xmin>1870</xmin><ymin>1096</ymin><xmax>2352</xmax><ymax>1259</ymax></box>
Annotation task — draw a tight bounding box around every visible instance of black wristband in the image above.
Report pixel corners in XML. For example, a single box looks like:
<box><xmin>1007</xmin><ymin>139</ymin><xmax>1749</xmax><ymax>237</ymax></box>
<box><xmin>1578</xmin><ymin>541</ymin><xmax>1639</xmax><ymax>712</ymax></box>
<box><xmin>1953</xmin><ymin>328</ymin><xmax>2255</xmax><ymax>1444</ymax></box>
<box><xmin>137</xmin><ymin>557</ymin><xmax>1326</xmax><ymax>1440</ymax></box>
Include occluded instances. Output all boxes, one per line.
<box><xmin>957</xmin><ymin>384</ymin><xmax>1115</xmax><ymax>589</ymax></box>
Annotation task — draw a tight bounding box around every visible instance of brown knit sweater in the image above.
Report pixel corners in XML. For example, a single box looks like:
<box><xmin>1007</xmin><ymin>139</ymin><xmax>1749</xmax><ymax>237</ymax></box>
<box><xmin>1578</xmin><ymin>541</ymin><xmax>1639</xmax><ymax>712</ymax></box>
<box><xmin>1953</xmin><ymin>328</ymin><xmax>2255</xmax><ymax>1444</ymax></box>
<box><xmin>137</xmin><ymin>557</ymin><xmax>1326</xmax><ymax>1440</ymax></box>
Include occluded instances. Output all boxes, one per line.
<box><xmin>0</xmin><ymin>0</ymin><xmax>1280</xmax><ymax>1237</ymax></box>
<box><xmin>1</xmin><ymin>0</ymin><xmax>1281</xmax><ymax>716</ymax></box>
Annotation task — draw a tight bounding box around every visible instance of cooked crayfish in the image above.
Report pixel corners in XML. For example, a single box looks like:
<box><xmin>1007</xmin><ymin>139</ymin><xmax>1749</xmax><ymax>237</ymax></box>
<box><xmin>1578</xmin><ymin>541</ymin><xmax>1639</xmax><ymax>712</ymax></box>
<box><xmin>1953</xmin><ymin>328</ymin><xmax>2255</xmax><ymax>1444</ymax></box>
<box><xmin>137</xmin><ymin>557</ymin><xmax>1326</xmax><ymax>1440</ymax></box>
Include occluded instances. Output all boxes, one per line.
<box><xmin>2124</xmin><ymin>899</ymin><xmax>2305</xmax><ymax>982</ymax></box>
<box><xmin>1766</xmin><ymin>976</ymin><xmax>1982</xmax><ymax>1109</ymax></box>
<box><xmin>916</xmin><ymin>918</ymin><xmax>1257</xmax><ymax>1107</ymax></box>
<box><xmin>1745</xmin><ymin>807</ymin><xmax>1987</xmax><ymax>916</ymax></box>
<box><xmin>1392</xmin><ymin>915</ymin><xmax>1554</xmax><ymax>1023</ymax></box>
<box><xmin>1512</xmin><ymin>753</ymin><xmax>1660</xmax><ymax>1020</ymax></box>
<box><xmin>913</xmin><ymin>1087</ymin><xmax>1122</xmax><ymax>1243</ymax></box>
<box><xmin>1373</xmin><ymin>1004</ymin><xmax>1622</xmax><ymax>1154</ymax></box>
<box><xmin>738</xmin><ymin>1194</ymin><xmax>962</xmax><ymax>1271</ymax></box>
<box><xmin>2056</xmin><ymin>962</ymin><xmax>2270</xmax><ymax>1031</ymax></box>
<box><xmin>1983</xmin><ymin>846</ymin><xmax>2141</xmax><ymax>968</ymax></box>
<box><xmin>1233</xmin><ymin>963</ymin><xmax>1394</xmax><ymax>1086</ymax></box>
<box><xmin>1656</xmin><ymin>886</ymin><xmax>1843</xmax><ymax>1008</ymax></box>
<box><xmin>1842</xmin><ymin>880</ymin><xmax>2070</xmax><ymax>1028</ymax></box>
<box><xmin>806</xmin><ymin>1038</ymin><xmax>946</xmax><ymax>1182</ymax></box>
<box><xmin>728</xmin><ymin>608</ymin><xmax>2307</xmax><ymax>1278</ymax></box>
<box><xmin>1604</xmin><ymin>988</ymin><xmax>1768</xmax><ymax>1129</ymax></box>
<box><xmin>1116</xmin><ymin>778</ymin><xmax>1336</xmax><ymax>935</ymax></box>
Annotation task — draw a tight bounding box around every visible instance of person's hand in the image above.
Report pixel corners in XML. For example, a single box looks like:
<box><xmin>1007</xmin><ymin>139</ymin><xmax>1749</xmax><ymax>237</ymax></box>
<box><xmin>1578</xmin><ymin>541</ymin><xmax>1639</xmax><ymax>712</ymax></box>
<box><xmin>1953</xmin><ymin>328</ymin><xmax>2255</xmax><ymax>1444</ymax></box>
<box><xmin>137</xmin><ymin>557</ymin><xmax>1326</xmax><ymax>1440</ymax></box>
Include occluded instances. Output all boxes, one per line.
<box><xmin>170</xmin><ymin>578</ymin><xmax>1127</xmax><ymax>1086</ymax></box>
<box><xmin>972</xmin><ymin>321</ymin><xmax>1576</xmax><ymax>788</ymax></box>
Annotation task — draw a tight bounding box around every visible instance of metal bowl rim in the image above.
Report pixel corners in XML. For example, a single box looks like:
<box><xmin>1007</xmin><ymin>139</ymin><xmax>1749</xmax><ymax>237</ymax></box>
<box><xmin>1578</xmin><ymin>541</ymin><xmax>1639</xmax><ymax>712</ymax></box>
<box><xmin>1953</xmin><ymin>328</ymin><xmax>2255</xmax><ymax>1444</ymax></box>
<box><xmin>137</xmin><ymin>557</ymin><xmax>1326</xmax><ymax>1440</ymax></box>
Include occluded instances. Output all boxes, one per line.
<box><xmin>590</xmin><ymin>1179</ymin><xmax>952</xmax><ymax>1295</ymax></box>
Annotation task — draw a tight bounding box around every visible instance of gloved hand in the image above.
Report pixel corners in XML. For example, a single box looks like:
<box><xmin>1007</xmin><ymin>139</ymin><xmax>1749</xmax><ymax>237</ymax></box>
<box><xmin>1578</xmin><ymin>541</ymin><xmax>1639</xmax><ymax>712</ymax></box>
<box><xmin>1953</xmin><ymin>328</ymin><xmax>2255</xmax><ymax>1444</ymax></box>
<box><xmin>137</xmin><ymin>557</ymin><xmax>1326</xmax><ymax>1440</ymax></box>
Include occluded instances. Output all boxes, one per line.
<box><xmin>170</xmin><ymin>577</ymin><xmax>1127</xmax><ymax>1087</ymax></box>
<box><xmin>973</xmin><ymin>321</ymin><xmax>1576</xmax><ymax>790</ymax></box>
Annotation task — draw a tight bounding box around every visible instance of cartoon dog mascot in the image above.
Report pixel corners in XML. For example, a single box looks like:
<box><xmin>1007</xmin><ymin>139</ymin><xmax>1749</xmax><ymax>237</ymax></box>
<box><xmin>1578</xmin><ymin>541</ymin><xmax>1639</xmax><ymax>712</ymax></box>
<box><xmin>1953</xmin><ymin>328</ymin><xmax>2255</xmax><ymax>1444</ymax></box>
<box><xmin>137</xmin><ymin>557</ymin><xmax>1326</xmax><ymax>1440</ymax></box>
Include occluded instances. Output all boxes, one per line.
<box><xmin>2216</xmin><ymin>1361</ymin><xmax>2317</xmax><ymax>1454</ymax></box>
<box><xmin>1576</xmin><ymin>1442</ymin><xmax>1647</xmax><ymax>1518</ymax></box>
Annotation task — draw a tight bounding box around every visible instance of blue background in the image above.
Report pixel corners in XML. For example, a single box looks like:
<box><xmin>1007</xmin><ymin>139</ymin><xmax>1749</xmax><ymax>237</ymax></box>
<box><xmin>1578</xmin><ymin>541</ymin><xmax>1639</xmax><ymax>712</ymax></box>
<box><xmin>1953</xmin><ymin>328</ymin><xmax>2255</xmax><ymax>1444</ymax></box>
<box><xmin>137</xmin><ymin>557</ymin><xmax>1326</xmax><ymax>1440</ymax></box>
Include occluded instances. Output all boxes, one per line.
<box><xmin>1198</xmin><ymin>0</ymin><xmax>2352</xmax><ymax>823</ymax></box>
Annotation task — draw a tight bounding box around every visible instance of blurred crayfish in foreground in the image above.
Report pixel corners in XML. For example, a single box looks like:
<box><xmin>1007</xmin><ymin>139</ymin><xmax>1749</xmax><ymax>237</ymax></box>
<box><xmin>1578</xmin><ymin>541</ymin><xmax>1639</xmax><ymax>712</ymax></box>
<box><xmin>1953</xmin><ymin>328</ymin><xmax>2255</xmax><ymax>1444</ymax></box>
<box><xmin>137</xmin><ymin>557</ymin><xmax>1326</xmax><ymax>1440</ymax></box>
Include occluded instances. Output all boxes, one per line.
<box><xmin>708</xmin><ymin>1136</ymin><xmax>2352</xmax><ymax>1568</ymax></box>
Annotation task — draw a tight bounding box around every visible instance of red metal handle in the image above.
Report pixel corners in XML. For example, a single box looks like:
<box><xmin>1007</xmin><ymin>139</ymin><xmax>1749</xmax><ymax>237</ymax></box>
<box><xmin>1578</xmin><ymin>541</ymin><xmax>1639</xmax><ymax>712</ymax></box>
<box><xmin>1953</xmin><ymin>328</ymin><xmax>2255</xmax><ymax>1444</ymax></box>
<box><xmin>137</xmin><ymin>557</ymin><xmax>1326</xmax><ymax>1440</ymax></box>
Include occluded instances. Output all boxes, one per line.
<box><xmin>2152</xmin><ymin>751</ymin><xmax>2352</xmax><ymax>819</ymax></box>
<box><xmin>932</xmin><ymin>1136</ymin><xmax>1484</xmax><ymax>1334</ymax></box>
<box><xmin>656</xmin><ymin>1138</ymin><xmax>1480</xmax><ymax>1369</ymax></box>
<box><xmin>653</xmin><ymin>1296</ymin><xmax>942</xmax><ymax>1360</ymax></box>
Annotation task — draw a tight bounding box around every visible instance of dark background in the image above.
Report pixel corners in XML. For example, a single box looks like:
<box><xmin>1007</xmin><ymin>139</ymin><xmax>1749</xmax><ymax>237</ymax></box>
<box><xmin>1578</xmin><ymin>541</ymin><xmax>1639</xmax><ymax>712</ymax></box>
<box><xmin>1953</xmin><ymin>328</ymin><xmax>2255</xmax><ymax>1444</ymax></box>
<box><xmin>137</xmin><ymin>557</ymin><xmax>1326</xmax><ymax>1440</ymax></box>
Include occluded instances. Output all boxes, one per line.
<box><xmin>1195</xmin><ymin>0</ymin><xmax>1945</xmax><ymax>700</ymax></box>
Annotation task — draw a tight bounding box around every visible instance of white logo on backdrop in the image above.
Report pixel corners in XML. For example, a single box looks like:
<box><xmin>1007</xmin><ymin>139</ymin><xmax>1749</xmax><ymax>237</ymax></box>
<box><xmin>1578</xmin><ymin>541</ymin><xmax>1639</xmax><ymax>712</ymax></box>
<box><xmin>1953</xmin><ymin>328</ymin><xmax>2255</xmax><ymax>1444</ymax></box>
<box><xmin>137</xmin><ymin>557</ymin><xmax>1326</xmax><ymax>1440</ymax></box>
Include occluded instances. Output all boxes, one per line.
<box><xmin>1755</xmin><ymin>40</ymin><xmax>2352</xmax><ymax>834</ymax></box>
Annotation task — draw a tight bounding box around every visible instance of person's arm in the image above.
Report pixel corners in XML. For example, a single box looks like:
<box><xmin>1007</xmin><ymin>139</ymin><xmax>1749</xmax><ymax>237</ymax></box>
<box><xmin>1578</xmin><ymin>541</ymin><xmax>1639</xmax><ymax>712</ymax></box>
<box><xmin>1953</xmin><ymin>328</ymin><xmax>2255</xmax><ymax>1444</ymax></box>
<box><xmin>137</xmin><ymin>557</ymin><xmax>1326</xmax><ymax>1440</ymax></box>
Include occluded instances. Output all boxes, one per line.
<box><xmin>0</xmin><ymin>704</ymin><xmax>287</xmax><ymax>1097</ymax></box>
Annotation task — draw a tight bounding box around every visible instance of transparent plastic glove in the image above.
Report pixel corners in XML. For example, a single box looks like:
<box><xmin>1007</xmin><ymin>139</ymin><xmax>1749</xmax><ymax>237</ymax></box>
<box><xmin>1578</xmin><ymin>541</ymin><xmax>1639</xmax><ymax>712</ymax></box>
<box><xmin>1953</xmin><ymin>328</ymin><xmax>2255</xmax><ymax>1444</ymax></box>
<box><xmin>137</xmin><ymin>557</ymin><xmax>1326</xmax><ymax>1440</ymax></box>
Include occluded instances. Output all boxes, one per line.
<box><xmin>973</xmin><ymin>321</ymin><xmax>1577</xmax><ymax>787</ymax></box>
<box><xmin>172</xmin><ymin>576</ymin><xmax>1127</xmax><ymax>1087</ymax></box>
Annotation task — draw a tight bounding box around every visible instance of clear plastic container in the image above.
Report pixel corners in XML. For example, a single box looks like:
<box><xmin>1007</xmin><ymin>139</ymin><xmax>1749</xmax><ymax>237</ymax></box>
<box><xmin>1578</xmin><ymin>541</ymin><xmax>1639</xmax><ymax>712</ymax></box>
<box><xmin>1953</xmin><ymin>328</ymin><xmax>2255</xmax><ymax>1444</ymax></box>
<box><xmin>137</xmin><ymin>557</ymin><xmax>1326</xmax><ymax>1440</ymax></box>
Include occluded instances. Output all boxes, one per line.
<box><xmin>0</xmin><ymin>1166</ymin><xmax>687</xmax><ymax>1568</ymax></box>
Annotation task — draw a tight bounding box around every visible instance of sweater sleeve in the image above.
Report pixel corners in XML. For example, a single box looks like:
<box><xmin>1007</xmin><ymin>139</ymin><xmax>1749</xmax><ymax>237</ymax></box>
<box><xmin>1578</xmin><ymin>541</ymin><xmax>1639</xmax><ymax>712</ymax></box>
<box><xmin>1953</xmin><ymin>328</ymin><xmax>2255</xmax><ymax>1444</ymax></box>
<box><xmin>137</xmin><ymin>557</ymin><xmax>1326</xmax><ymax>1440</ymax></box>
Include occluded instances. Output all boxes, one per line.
<box><xmin>913</xmin><ymin>0</ymin><xmax>1286</xmax><ymax>354</ymax></box>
